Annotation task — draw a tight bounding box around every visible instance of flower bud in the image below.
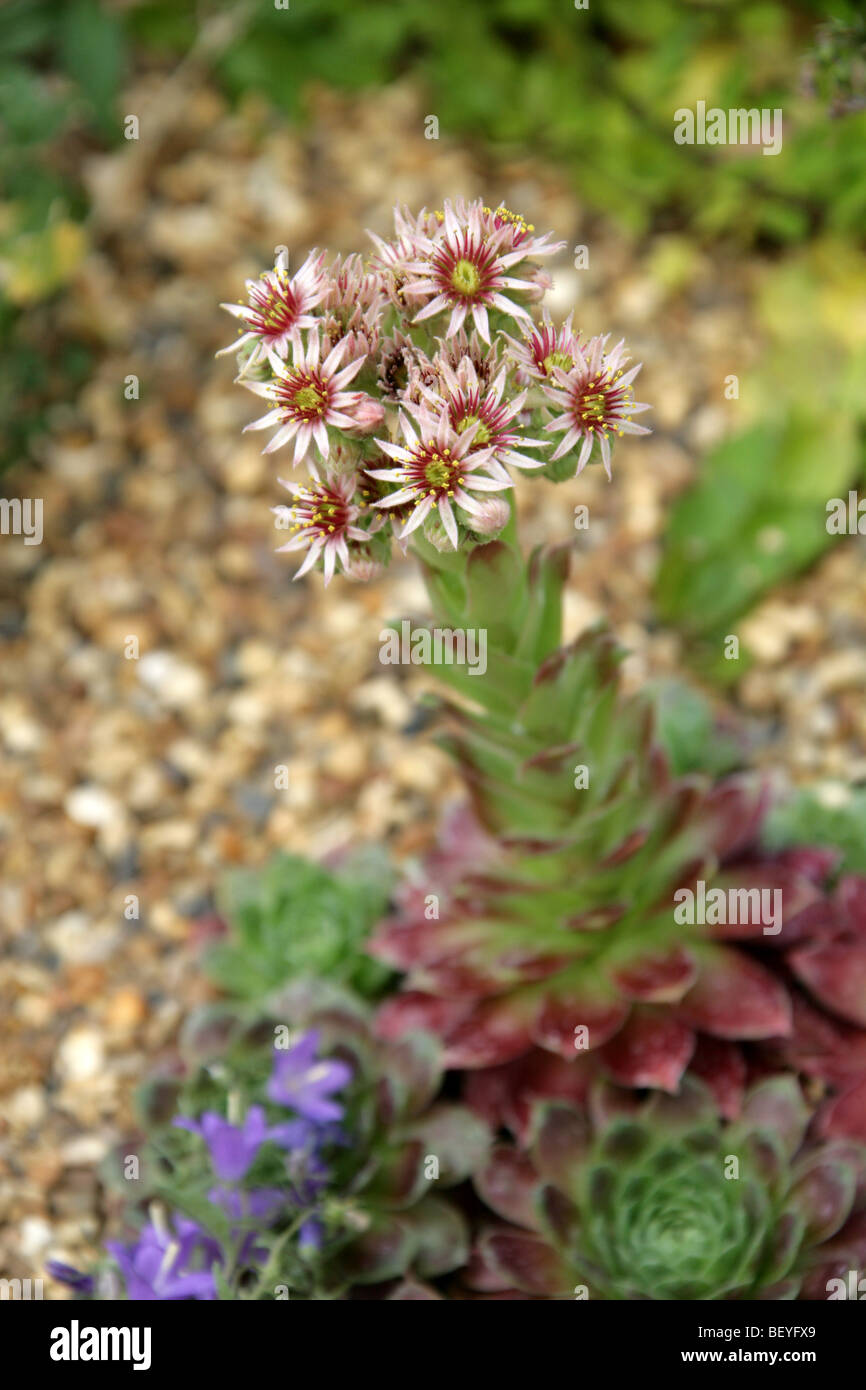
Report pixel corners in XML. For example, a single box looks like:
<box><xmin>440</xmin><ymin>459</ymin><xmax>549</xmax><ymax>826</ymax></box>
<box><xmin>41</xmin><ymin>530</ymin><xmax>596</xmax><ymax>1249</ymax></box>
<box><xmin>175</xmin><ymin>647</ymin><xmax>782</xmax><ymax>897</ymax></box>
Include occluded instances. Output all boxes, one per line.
<box><xmin>345</xmin><ymin>553</ymin><xmax>384</xmax><ymax>583</ymax></box>
<box><xmin>351</xmin><ymin>395</ymin><xmax>386</xmax><ymax>433</ymax></box>
<box><xmin>423</xmin><ymin>514</ymin><xmax>457</xmax><ymax>552</ymax></box>
<box><xmin>469</xmin><ymin>497</ymin><xmax>511</xmax><ymax>537</ymax></box>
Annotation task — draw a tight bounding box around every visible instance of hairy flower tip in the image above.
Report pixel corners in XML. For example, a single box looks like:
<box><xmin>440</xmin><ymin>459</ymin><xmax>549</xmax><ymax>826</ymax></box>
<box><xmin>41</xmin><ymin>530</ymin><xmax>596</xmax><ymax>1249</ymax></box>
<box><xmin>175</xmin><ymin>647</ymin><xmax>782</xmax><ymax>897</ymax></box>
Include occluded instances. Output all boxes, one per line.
<box><xmin>415</xmin><ymin>357</ymin><xmax>548</xmax><ymax>477</ymax></box>
<box><xmin>542</xmin><ymin>333</ymin><xmax>651</xmax><ymax>478</ymax></box>
<box><xmin>242</xmin><ymin>333</ymin><xmax>368</xmax><ymax>472</ymax></box>
<box><xmin>367</xmin><ymin>231</ymin><xmax>428</xmax><ymax>312</ymax></box>
<box><xmin>403</xmin><ymin>200</ymin><xmax>547</xmax><ymax>343</ymax></box>
<box><xmin>218</xmin><ymin>248</ymin><xmax>327</xmax><ymax>371</ymax></box>
<box><xmin>470</xmin><ymin>1077</ymin><xmax>866</xmax><ymax>1301</ymax></box>
<box><xmin>469</xmin><ymin>200</ymin><xmax>565</xmax><ymax>260</ymax></box>
<box><xmin>344</xmin><ymin>552</ymin><xmax>384</xmax><ymax>583</ymax></box>
<box><xmin>468</xmin><ymin>497</ymin><xmax>511</xmax><ymax>537</ymax></box>
<box><xmin>320</xmin><ymin>253</ymin><xmax>385</xmax><ymax>359</ymax></box>
<box><xmin>504</xmin><ymin>310</ymin><xmax>583</xmax><ymax>385</ymax></box>
<box><xmin>376</xmin><ymin>331</ymin><xmax>438</xmax><ymax>406</ymax></box>
<box><xmin>273</xmin><ymin>472</ymin><xmax>371</xmax><ymax>585</ymax></box>
<box><xmin>434</xmin><ymin>328</ymin><xmax>501</xmax><ymax>390</ymax></box>
<box><xmin>369</xmin><ymin>406</ymin><xmax>510</xmax><ymax>549</ymax></box>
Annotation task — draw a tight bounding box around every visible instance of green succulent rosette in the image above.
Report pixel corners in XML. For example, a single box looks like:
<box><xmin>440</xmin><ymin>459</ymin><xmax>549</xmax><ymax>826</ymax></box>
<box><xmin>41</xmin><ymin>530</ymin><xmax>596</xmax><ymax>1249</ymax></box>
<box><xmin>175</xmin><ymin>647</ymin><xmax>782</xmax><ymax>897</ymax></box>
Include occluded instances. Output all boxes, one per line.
<box><xmin>470</xmin><ymin>1077</ymin><xmax>866</xmax><ymax>1300</ymax></box>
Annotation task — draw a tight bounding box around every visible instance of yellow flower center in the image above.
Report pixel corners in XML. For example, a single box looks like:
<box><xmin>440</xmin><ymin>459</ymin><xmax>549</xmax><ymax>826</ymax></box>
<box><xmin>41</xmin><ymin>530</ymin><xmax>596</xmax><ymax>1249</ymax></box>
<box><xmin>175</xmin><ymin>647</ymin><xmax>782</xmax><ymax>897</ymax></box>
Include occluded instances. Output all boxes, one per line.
<box><xmin>456</xmin><ymin>413</ymin><xmax>491</xmax><ymax>445</ymax></box>
<box><xmin>451</xmin><ymin>259</ymin><xmax>481</xmax><ymax>298</ymax></box>
<box><xmin>294</xmin><ymin>384</ymin><xmax>327</xmax><ymax>414</ymax></box>
<box><xmin>580</xmin><ymin>390</ymin><xmax>606</xmax><ymax>423</ymax></box>
<box><xmin>424</xmin><ymin>459</ymin><xmax>451</xmax><ymax>487</ymax></box>
<box><xmin>544</xmin><ymin>351</ymin><xmax>574</xmax><ymax>374</ymax></box>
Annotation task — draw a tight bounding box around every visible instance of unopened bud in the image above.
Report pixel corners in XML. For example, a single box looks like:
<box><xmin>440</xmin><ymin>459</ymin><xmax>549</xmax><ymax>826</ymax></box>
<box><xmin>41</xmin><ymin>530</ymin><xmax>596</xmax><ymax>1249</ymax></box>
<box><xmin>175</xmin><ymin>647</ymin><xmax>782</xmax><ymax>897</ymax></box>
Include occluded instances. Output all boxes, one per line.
<box><xmin>469</xmin><ymin>497</ymin><xmax>511</xmax><ymax>537</ymax></box>
<box><xmin>423</xmin><ymin>514</ymin><xmax>457</xmax><ymax>552</ymax></box>
<box><xmin>345</xmin><ymin>553</ymin><xmax>384</xmax><ymax>582</ymax></box>
<box><xmin>352</xmin><ymin>395</ymin><xmax>386</xmax><ymax>433</ymax></box>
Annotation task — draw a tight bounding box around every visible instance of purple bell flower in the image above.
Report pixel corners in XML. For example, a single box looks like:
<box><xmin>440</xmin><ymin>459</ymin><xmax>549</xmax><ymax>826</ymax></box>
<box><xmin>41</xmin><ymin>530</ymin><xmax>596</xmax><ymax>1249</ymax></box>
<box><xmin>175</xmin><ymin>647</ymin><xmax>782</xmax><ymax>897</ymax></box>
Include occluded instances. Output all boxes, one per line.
<box><xmin>105</xmin><ymin>1217</ymin><xmax>222</xmax><ymax>1301</ymax></box>
<box><xmin>267</xmin><ymin>1030</ymin><xmax>352</xmax><ymax>1122</ymax></box>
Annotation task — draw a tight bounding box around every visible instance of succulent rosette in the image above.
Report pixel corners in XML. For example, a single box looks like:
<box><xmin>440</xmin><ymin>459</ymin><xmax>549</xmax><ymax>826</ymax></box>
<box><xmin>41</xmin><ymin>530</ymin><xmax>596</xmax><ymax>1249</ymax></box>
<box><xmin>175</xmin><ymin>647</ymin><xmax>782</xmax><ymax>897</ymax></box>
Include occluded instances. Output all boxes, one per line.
<box><xmin>468</xmin><ymin>1076</ymin><xmax>866</xmax><ymax>1301</ymax></box>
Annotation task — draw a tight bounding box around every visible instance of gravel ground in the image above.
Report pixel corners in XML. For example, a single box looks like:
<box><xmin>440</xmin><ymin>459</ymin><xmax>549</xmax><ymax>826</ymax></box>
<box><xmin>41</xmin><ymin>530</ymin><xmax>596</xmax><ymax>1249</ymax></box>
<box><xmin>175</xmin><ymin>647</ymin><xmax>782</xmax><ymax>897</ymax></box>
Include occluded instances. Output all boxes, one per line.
<box><xmin>2</xmin><ymin>70</ymin><xmax>864</xmax><ymax>1292</ymax></box>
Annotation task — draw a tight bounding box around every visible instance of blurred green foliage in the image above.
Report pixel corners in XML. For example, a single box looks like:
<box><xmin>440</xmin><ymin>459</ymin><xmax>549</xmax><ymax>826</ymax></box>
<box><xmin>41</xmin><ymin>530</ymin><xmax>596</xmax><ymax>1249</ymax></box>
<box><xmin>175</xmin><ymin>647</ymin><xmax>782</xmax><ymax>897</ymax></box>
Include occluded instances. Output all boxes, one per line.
<box><xmin>764</xmin><ymin>785</ymin><xmax>866</xmax><ymax>874</ymax></box>
<box><xmin>0</xmin><ymin>0</ymin><xmax>126</xmax><ymax>472</ymax></box>
<box><xmin>3</xmin><ymin>0</ymin><xmax>863</xmax><ymax>661</ymax></box>
<box><xmin>206</xmin><ymin>849</ymin><xmax>396</xmax><ymax>1002</ymax></box>
<box><xmin>126</xmin><ymin>0</ymin><xmax>866</xmax><ymax>245</ymax></box>
<box><xmin>656</xmin><ymin>236</ymin><xmax>866</xmax><ymax>678</ymax></box>
<box><xmin>651</xmin><ymin>677</ymin><xmax>744</xmax><ymax>778</ymax></box>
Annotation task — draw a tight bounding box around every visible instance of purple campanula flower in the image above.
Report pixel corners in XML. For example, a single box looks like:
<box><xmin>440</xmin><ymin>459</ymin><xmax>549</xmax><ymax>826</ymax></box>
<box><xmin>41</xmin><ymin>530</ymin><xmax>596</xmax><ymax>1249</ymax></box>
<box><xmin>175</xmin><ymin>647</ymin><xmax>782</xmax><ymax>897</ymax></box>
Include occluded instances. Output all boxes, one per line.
<box><xmin>298</xmin><ymin>1217</ymin><xmax>325</xmax><ymax>1253</ymax></box>
<box><xmin>173</xmin><ymin>1104</ymin><xmax>274</xmax><ymax>1182</ymax></box>
<box><xmin>105</xmin><ymin>1217</ymin><xmax>221</xmax><ymax>1301</ymax></box>
<box><xmin>45</xmin><ymin>1260</ymin><xmax>95</xmax><ymax>1295</ymax></box>
<box><xmin>267</xmin><ymin>1029</ymin><xmax>352</xmax><ymax>1122</ymax></box>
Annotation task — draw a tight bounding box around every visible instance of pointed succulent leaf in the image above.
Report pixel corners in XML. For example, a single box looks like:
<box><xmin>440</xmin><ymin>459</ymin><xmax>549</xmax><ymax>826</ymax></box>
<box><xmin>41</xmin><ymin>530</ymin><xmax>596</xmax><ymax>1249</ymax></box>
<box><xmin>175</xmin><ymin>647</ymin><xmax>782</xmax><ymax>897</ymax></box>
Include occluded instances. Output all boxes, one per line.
<box><xmin>676</xmin><ymin>946</ymin><xmax>792</xmax><ymax>1039</ymax></box>
<box><xmin>788</xmin><ymin>941</ymin><xmax>866</xmax><ymax>1027</ymax></box>
<box><xmin>475</xmin><ymin>1145</ymin><xmax>541</xmax><ymax>1228</ymax></box>
<box><xmin>405</xmin><ymin>1102</ymin><xmax>491</xmax><ymax>1186</ymax></box>
<box><xmin>403</xmin><ymin>1195</ymin><xmax>470</xmax><ymax>1278</ymax></box>
<box><xmin>479</xmin><ymin>1228</ymin><xmax>569</xmax><ymax>1297</ymax></box>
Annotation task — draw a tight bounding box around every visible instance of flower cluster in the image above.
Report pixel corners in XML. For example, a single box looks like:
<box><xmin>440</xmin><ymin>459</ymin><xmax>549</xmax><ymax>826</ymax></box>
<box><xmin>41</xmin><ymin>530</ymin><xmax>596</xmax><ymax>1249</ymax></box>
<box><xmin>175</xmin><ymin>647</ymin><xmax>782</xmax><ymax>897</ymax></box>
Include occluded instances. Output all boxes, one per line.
<box><xmin>221</xmin><ymin>200</ymin><xmax>649</xmax><ymax>584</ymax></box>
<box><xmin>49</xmin><ymin>1030</ymin><xmax>353</xmax><ymax>1300</ymax></box>
<box><xmin>48</xmin><ymin>990</ymin><xmax>489</xmax><ymax>1302</ymax></box>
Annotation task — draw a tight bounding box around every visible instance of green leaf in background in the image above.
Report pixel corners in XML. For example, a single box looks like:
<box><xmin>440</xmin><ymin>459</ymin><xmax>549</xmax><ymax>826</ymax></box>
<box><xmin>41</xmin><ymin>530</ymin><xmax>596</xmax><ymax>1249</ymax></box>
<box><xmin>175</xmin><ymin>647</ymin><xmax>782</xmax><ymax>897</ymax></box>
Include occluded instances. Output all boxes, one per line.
<box><xmin>764</xmin><ymin>784</ymin><xmax>866</xmax><ymax>874</ymax></box>
<box><xmin>58</xmin><ymin>0</ymin><xmax>125</xmax><ymax>136</ymax></box>
<box><xmin>650</xmin><ymin>678</ymin><xmax>744</xmax><ymax>778</ymax></box>
<box><xmin>655</xmin><ymin>412</ymin><xmax>864</xmax><ymax>668</ymax></box>
<box><xmin>207</xmin><ymin>849</ymin><xmax>395</xmax><ymax>1003</ymax></box>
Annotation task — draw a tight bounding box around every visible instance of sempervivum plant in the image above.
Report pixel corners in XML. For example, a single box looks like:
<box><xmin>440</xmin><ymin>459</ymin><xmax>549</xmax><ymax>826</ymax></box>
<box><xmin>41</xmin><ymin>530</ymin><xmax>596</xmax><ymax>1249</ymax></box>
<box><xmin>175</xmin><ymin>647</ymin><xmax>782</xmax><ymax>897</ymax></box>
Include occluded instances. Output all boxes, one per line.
<box><xmin>370</xmin><ymin>538</ymin><xmax>866</xmax><ymax>1123</ymax></box>
<box><xmin>467</xmin><ymin>1076</ymin><xmax>866</xmax><ymax>1301</ymax></box>
<box><xmin>50</xmin><ymin>983</ymin><xmax>489</xmax><ymax>1301</ymax></box>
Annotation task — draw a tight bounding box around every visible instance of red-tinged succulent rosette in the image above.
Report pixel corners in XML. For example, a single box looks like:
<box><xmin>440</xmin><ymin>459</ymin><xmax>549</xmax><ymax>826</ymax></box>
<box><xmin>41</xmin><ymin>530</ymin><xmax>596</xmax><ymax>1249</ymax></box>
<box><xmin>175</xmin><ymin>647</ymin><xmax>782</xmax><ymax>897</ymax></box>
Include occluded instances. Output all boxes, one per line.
<box><xmin>464</xmin><ymin>1076</ymin><xmax>866</xmax><ymax>1301</ymax></box>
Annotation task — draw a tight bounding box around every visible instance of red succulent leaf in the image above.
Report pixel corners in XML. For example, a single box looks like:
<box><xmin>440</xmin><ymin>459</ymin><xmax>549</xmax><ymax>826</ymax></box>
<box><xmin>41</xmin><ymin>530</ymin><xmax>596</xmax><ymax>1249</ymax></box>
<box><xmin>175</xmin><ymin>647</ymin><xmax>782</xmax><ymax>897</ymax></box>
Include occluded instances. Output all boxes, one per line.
<box><xmin>772</xmin><ymin>846</ymin><xmax>839</xmax><ymax>885</ymax></box>
<box><xmin>464</xmin><ymin>1049</ymin><xmax>593</xmax><ymax>1140</ymax></box>
<box><xmin>530</xmin><ymin>1101</ymin><xmax>591</xmax><ymax>1191</ymax></box>
<box><xmin>791</xmin><ymin>1152</ymin><xmax>858</xmax><ymax>1244</ymax></box>
<box><xmin>612</xmin><ymin>947</ymin><xmax>697</xmax><ymax>1003</ymax></box>
<box><xmin>599</xmin><ymin>827</ymin><xmax>650</xmax><ymax>868</ymax></box>
<box><xmin>443</xmin><ymin>992</ymin><xmax>539</xmax><ymax>1068</ymax></box>
<box><xmin>799</xmin><ymin>1212</ymin><xmax>866</xmax><ymax>1300</ymax></box>
<box><xmin>375</xmin><ymin>990</ymin><xmax>472</xmax><ymax>1042</ymax></box>
<box><xmin>676</xmin><ymin>946</ymin><xmax>792</xmax><ymax>1039</ymax></box>
<box><xmin>770</xmin><ymin>995</ymin><xmax>866</xmax><ymax>1084</ymax></box>
<box><xmin>598</xmin><ymin>1009</ymin><xmax>695</xmax><ymax>1092</ymax></box>
<box><xmin>688</xmin><ymin>1035</ymin><xmax>746</xmax><ymax>1118</ymax></box>
<box><xmin>462</xmin><ymin>1230</ymin><xmax>517</xmax><ymax>1292</ymax></box>
<box><xmin>788</xmin><ymin>941</ymin><xmax>866</xmax><ymax>1027</ymax></box>
<box><xmin>816</xmin><ymin>1077</ymin><xmax>866</xmax><ymax>1143</ymax></box>
<box><xmin>708</xmin><ymin>863</ymin><xmax>831</xmax><ymax>944</ymax></box>
<box><xmin>480</xmin><ymin>1227</ymin><xmax>569</xmax><ymax>1297</ymax></box>
<box><xmin>704</xmin><ymin>778</ymin><xmax>768</xmax><ymax>859</ymax></box>
<box><xmin>530</xmin><ymin>981</ymin><xmax>629</xmax><ymax>1058</ymax></box>
<box><xmin>837</xmin><ymin>875</ymin><xmax>866</xmax><ymax>933</ymax></box>
<box><xmin>476</xmin><ymin>1146</ymin><xmax>541</xmax><ymax>1229</ymax></box>
<box><xmin>537</xmin><ymin>1183</ymin><xmax>581</xmax><ymax>1251</ymax></box>
<box><xmin>739</xmin><ymin>1076</ymin><xmax>810</xmax><ymax>1157</ymax></box>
